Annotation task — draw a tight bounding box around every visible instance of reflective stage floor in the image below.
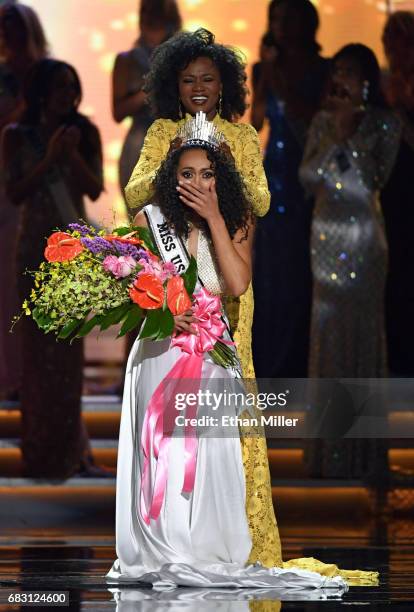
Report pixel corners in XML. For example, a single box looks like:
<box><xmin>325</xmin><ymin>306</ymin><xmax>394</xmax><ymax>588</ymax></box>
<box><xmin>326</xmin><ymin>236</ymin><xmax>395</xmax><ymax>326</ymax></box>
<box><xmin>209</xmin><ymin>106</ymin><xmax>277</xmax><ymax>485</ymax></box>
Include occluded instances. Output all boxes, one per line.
<box><xmin>0</xmin><ymin>535</ymin><xmax>413</xmax><ymax>610</ymax></box>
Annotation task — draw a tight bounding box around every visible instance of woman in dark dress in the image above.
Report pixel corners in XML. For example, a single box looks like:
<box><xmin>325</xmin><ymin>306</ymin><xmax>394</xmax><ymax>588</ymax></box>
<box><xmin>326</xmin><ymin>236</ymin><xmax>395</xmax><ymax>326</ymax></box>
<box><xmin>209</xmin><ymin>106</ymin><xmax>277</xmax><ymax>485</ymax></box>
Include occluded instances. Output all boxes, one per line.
<box><xmin>2</xmin><ymin>59</ymin><xmax>103</xmax><ymax>477</ymax></box>
<box><xmin>381</xmin><ymin>11</ymin><xmax>414</xmax><ymax>376</ymax></box>
<box><xmin>0</xmin><ymin>3</ymin><xmax>48</xmax><ymax>400</ymax></box>
<box><xmin>251</xmin><ymin>0</ymin><xmax>329</xmax><ymax>378</ymax></box>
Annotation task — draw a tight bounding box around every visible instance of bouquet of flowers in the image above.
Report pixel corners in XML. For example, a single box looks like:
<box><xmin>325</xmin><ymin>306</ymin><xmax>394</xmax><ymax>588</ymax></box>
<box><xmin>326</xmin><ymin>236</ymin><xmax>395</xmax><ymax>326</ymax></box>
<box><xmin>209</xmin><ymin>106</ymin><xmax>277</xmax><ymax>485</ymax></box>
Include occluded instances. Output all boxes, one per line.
<box><xmin>17</xmin><ymin>222</ymin><xmax>236</xmax><ymax>368</ymax></box>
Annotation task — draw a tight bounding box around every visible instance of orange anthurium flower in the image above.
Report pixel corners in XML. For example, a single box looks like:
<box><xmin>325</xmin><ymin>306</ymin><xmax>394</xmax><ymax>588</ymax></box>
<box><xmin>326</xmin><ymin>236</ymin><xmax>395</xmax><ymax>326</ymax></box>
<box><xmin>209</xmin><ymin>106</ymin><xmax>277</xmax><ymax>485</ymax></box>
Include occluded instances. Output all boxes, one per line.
<box><xmin>130</xmin><ymin>273</ymin><xmax>164</xmax><ymax>309</ymax></box>
<box><xmin>167</xmin><ymin>276</ymin><xmax>192</xmax><ymax>315</ymax></box>
<box><xmin>44</xmin><ymin>232</ymin><xmax>84</xmax><ymax>262</ymax></box>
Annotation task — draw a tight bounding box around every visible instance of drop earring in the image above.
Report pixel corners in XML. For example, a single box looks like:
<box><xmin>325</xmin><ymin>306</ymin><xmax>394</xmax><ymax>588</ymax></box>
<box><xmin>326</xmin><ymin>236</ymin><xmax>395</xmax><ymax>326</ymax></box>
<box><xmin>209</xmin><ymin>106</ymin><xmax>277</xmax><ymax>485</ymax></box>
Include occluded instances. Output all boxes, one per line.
<box><xmin>178</xmin><ymin>99</ymin><xmax>184</xmax><ymax>120</ymax></box>
<box><xmin>217</xmin><ymin>93</ymin><xmax>223</xmax><ymax>116</ymax></box>
<box><xmin>362</xmin><ymin>80</ymin><xmax>369</xmax><ymax>104</ymax></box>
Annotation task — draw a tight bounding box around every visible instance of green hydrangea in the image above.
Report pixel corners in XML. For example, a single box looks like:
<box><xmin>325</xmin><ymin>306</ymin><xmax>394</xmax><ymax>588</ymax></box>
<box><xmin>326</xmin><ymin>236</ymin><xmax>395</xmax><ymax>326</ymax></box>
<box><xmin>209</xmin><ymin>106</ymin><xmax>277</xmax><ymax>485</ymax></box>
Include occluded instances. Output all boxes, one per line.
<box><xmin>27</xmin><ymin>252</ymin><xmax>130</xmax><ymax>333</ymax></box>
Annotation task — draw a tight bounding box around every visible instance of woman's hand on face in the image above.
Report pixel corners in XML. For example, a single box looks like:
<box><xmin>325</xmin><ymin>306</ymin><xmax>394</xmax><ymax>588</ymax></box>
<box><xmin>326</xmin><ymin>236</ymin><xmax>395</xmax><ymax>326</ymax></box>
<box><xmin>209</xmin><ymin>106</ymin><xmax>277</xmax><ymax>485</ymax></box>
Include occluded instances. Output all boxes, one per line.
<box><xmin>62</xmin><ymin>125</ymin><xmax>81</xmax><ymax>155</ymax></box>
<box><xmin>327</xmin><ymin>89</ymin><xmax>363</xmax><ymax>141</ymax></box>
<box><xmin>176</xmin><ymin>179</ymin><xmax>221</xmax><ymax>223</ymax></box>
<box><xmin>45</xmin><ymin>125</ymin><xmax>67</xmax><ymax>164</ymax></box>
<box><xmin>174</xmin><ymin>309</ymin><xmax>197</xmax><ymax>334</ymax></box>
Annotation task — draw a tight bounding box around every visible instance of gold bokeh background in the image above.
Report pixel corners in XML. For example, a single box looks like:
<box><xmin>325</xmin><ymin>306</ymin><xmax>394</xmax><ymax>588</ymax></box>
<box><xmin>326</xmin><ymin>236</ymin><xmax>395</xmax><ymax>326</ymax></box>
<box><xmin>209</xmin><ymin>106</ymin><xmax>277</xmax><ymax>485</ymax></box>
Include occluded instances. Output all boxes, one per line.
<box><xmin>24</xmin><ymin>0</ymin><xmax>399</xmax><ymax>225</ymax></box>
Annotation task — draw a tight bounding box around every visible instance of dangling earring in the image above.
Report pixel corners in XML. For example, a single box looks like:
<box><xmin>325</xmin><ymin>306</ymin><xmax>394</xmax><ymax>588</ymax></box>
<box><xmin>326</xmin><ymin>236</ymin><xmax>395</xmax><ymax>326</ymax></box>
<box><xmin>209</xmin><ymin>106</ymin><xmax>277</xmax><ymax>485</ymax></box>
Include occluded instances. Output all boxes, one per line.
<box><xmin>178</xmin><ymin>99</ymin><xmax>184</xmax><ymax>120</ymax></box>
<box><xmin>217</xmin><ymin>93</ymin><xmax>223</xmax><ymax>116</ymax></box>
<box><xmin>362</xmin><ymin>80</ymin><xmax>370</xmax><ymax>105</ymax></box>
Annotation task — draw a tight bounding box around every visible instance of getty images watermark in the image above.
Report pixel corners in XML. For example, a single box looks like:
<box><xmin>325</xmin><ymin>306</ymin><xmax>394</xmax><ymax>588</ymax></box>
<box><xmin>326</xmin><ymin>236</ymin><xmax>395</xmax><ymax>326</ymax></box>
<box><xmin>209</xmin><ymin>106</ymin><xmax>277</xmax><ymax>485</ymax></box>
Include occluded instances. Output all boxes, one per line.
<box><xmin>162</xmin><ymin>378</ymin><xmax>414</xmax><ymax>439</ymax></box>
<box><xmin>174</xmin><ymin>388</ymin><xmax>298</xmax><ymax>429</ymax></box>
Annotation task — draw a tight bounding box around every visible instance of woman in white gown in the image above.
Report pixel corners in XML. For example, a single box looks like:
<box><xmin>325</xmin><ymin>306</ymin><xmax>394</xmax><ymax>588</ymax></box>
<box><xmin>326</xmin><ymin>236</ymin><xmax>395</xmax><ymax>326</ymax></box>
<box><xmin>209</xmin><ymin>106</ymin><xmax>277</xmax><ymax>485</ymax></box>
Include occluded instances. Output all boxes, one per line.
<box><xmin>106</xmin><ymin>114</ymin><xmax>368</xmax><ymax>592</ymax></box>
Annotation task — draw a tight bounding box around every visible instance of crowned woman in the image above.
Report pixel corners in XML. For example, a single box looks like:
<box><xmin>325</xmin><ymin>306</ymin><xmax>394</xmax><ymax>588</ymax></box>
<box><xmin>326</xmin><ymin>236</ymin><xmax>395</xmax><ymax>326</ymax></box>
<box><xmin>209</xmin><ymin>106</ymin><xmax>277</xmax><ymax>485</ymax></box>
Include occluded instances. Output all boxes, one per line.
<box><xmin>120</xmin><ymin>27</ymin><xmax>281</xmax><ymax>570</ymax></box>
<box><xmin>106</xmin><ymin>113</ymin><xmax>376</xmax><ymax>590</ymax></box>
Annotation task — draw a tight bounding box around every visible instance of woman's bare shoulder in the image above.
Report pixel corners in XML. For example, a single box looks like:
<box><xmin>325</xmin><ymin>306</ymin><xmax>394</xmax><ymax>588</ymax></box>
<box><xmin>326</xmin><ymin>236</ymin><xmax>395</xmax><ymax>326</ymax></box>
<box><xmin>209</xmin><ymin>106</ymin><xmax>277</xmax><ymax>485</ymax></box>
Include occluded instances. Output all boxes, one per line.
<box><xmin>133</xmin><ymin>209</ymin><xmax>148</xmax><ymax>228</ymax></box>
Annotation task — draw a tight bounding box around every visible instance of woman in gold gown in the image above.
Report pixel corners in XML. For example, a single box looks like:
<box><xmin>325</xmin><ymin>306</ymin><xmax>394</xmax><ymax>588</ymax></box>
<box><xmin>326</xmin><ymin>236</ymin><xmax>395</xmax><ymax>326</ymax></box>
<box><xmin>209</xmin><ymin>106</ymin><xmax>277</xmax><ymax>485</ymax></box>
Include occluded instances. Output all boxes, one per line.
<box><xmin>124</xmin><ymin>28</ymin><xmax>377</xmax><ymax>586</ymax></box>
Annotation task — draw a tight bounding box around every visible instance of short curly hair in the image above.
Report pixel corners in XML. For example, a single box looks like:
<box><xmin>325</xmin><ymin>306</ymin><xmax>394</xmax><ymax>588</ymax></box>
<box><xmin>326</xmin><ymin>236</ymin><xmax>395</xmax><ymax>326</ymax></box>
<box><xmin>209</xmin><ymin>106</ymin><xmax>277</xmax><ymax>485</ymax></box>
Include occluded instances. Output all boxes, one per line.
<box><xmin>153</xmin><ymin>144</ymin><xmax>252</xmax><ymax>241</ymax></box>
<box><xmin>144</xmin><ymin>28</ymin><xmax>248</xmax><ymax>121</ymax></box>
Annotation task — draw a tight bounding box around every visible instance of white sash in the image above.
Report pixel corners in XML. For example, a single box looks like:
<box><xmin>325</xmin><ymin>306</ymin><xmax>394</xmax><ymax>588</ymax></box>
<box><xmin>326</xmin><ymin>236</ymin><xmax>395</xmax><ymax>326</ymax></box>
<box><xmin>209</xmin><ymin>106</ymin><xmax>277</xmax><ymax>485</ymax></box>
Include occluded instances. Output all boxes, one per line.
<box><xmin>144</xmin><ymin>204</ymin><xmax>189</xmax><ymax>275</ymax></box>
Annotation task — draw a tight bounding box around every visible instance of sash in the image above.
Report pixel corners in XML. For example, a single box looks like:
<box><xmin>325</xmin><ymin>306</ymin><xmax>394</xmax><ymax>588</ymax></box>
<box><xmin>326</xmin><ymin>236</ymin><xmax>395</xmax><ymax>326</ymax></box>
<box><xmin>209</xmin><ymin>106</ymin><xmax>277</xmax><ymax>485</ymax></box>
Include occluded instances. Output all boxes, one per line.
<box><xmin>144</xmin><ymin>203</ymin><xmax>190</xmax><ymax>276</ymax></box>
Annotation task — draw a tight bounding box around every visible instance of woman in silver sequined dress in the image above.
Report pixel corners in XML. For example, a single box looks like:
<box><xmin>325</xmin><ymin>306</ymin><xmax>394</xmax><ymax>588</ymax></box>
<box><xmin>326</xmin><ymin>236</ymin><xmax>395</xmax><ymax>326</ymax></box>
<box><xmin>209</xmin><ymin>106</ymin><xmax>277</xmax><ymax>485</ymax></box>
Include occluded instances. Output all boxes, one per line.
<box><xmin>300</xmin><ymin>44</ymin><xmax>401</xmax><ymax>378</ymax></box>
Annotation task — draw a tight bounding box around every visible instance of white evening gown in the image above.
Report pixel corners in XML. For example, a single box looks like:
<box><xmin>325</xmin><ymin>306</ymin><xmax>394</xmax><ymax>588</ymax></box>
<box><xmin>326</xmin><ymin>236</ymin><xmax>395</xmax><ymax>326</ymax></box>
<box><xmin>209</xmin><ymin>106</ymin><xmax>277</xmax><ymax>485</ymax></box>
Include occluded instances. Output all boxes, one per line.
<box><xmin>106</xmin><ymin>209</ymin><xmax>347</xmax><ymax>593</ymax></box>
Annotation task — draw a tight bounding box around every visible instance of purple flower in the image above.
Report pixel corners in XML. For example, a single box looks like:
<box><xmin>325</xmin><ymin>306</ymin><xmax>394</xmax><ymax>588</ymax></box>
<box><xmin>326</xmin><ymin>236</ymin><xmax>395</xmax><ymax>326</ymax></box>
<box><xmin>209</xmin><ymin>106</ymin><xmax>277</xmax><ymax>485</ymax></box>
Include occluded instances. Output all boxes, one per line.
<box><xmin>68</xmin><ymin>223</ymin><xmax>91</xmax><ymax>236</ymax></box>
<box><xmin>112</xmin><ymin>240</ymin><xmax>140</xmax><ymax>259</ymax></box>
<box><xmin>81</xmin><ymin>236</ymin><xmax>114</xmax><ymax>255</ymax></box>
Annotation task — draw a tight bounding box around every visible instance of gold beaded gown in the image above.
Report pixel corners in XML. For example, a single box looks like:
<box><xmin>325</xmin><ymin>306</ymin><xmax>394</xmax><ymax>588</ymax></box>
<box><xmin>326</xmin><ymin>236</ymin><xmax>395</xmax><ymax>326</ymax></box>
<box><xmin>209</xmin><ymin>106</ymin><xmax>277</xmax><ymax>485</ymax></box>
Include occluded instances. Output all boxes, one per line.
<box><xmin>124</xmin><ymin>114</ymin><xmax>378</xmax><ymax>585</ymax></box>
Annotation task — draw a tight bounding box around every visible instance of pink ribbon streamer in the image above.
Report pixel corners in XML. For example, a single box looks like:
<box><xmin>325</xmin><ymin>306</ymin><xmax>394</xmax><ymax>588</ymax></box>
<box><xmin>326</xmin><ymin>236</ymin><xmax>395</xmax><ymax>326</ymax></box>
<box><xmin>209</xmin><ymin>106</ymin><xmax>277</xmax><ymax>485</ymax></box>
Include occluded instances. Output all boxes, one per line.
<box><xmin>139</xmin><ymin>288</ymin><xmax>229</xmax><ymax>524</ymax></box>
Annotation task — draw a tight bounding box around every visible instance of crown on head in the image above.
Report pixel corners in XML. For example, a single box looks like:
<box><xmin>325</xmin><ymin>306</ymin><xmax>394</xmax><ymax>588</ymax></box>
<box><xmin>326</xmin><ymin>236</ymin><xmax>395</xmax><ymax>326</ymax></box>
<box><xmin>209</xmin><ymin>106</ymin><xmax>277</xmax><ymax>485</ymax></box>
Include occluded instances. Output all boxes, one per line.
<box><xmin>178</xmin><ymin>112</ymin><xmax>225</xmax><ymax>150</ymax></box>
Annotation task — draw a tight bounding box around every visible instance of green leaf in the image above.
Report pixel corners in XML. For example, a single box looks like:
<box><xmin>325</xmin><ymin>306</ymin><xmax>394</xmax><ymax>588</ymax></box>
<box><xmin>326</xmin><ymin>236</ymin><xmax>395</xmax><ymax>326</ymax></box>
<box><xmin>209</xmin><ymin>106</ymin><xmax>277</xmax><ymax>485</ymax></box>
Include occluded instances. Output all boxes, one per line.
<box><xmin>136</xmin><ymin>227</ymin><xmax>160</xmax><ymax>256</ymax></box>
<box><xmin>112</xmin><ymin>226</ymin><xmax>132</xmax><ymax>236</ymax></box>
<box><xmin>182</xmin><ymin>256</ymin><xmax>197</xmax><ymax>296</ymax></box>
<box><xmin>118</xmin><ymin>304</ymin><xmax>143</xmax><ymax>337</ymax></box>
<box><xmin>138</xmin><ymin>309</ymin><xmax>162</xmax><ymax>340</ymax></box>
<box><xmin>76</xmin><ymin>313</ymin><xmax>102</xmax><ymax>338</ymax></box>
<box><xmin>99</xmin><ymin>302</ymin><xmax>131</xmax><ymax>331</ymax></box>
<box><xmin>155</xmin><ymin>309</ymin><xmax>174</xmax><ymax>340</ymax></box>
<box><xmin>32</xmin><ymin>306</ymin><xmax>53</xmax><ymax>331</ymax></box>
<box><xmin>58</xmin><ymin>318</ymin><xmax>84</xmax><ymax>340</ymax></box>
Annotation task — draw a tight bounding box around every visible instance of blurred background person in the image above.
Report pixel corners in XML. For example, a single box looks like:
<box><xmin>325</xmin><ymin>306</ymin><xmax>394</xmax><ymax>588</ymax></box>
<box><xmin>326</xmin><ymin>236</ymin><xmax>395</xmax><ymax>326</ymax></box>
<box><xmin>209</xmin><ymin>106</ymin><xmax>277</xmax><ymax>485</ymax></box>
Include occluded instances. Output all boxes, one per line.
<box><xmin>300</xmin><ymin>43</ymin><xmax>400</xmax><ymax>379</ymax></box>
<box><xmin>112</xmin><ymin>0</ymin><xmax>181</xmax><ymax>368</ymax></box>
<box><xmin>300</xmin><ymin>44</ymin><xmax>400</xmax><ymax>479</ymax></box>
<box><xmin>112</xmin><ymin>0</ymin><xmax>181</xmax><ymax>212</ymax></box>
<box><xmin>381</xmin><ymin>11</ymin><xmax>414</xmax><ymax>377</ymax></box>
<box><xmin>0</xmin><ymin>2</ymin><xmax>48</xmax><ymax>401</ymax></box>
<box><xmin>2</xmin><ymin>58</ymin><xmax>104</xmax><ymax>477</ymax></box>
<box><xmin>251</xmin><ymin>0</ymin><xmax>329</xmax><ymax>379</ymax></box>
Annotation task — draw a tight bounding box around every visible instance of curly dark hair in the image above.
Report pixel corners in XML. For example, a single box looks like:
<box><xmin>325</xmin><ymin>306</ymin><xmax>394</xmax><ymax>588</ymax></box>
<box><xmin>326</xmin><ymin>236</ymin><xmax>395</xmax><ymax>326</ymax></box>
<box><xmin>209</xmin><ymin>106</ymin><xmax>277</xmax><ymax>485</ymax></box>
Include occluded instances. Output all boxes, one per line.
<box><xmin>144</xmin><ymin>28</ymin><xmax>248</xmax><ymax>121</ymax></box>
<box><xmin>153</xmin><ymin>144</ymin><xmax>252</xmax><ymax>241</ymax></box>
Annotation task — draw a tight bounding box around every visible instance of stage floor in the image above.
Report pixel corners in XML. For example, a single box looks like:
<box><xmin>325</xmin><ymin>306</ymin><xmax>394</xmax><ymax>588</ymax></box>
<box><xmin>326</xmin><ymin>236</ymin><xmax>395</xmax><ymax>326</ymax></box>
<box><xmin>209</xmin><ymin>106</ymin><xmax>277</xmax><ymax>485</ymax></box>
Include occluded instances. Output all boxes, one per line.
<box><xmin>0</xmin><ymin>536</ymin><xmax>413</xmax><ymax>610</ymax></box>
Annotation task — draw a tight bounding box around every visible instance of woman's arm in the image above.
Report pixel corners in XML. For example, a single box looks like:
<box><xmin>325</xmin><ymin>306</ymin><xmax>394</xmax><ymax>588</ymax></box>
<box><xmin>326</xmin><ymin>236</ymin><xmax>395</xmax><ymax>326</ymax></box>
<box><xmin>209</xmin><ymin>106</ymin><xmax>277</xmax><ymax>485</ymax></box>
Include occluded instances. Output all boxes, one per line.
<box><xmin>125</xmin><ymin>119</ymin><xmax>171</xmax><ymax>209</ymax></box>
<box><xmin>65</xmin><ymin>123</ymin><xmax>104</xmax><ymax>201</ymax></box>
<box><xmin>346</xmin><ymin>110</ymin><xmax>401</xmax><ymax>192</ymax></box>
<box><xmin>2</xmin><ymin>124</ymin><xmax>65</xmax><ymax>205</ymax></box>
<box><xmin>238</xmin><ymin>123</ymin><xmax>270</xmax><ymax>217</ymax></box>
<box><xmin>299</xmin><ymin>111</ymin><xmax>340</xmax><ymax>195</ymax></box>
<box><xmin>250</xmin><ymin>62</ymin><xmax>268</xmax><ymax>132</ymax></box>
<box><xmin>112</xmin><ymin>52</ymin><xmax>147</xmax><ymax>123</ymax></box>
<box><xmin>177</xmin><ymin>180</ymin><xmax>255</xmax><ymax>297</ymax></box>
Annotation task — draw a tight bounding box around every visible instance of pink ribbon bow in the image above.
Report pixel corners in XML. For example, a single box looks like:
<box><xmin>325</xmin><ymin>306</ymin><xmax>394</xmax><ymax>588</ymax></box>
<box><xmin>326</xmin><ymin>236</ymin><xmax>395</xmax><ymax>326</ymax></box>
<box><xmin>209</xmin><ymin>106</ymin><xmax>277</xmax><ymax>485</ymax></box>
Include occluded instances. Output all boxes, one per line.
<box><xmin>139</xmin><ymin>287</ymin><xmax>228</xmax><ymax>525</ymax></box>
